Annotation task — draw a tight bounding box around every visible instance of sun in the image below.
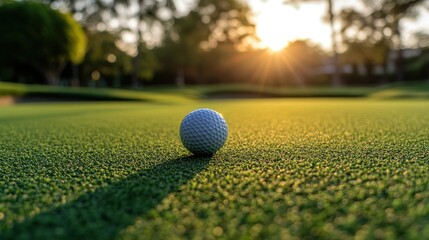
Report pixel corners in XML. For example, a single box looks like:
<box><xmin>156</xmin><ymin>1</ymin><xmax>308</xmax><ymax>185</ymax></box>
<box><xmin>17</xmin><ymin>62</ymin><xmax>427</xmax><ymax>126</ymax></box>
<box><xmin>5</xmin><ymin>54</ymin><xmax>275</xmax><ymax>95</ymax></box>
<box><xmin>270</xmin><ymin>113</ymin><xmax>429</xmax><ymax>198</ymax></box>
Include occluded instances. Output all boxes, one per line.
<box><xmin>256</xmin><ymin>2</ymin><xmax>295</xmax><ymax>51</ymax></box>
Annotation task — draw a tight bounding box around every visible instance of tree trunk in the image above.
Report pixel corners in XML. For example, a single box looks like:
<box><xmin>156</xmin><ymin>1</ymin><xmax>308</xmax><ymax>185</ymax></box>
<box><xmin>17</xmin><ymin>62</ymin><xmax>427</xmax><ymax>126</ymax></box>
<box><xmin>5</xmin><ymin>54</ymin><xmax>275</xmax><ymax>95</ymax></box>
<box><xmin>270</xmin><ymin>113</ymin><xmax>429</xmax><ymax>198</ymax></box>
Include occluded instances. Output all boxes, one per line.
<box><xmin>69</xmin><ymin>6</ymin><xmax>80</xmax><ymax>87</ymax></box>
<box><xmin>71</xmin><ymin>64</ymin><xmax>79</xmax><ymax>87</ymax></box>
<box><xmin>392</xmin><ymin>15</ymin><xmax>404</xmax><ymax>83</ymax></box>
<box><xmin>426</xmin><ymin>61</ymin><xmax>429</xmax><ymax>82</ymax></box>
<box><xmin>395</xmin><ymin>49</ymin><xmax>404</xmax><ymax>83</ymax></box>
<box><xmin>131</xmin><ymin>0</ymin><xmax>144</xmax><ymax>89</ymax></box>
<box><xmin>327</xmin><ymin>0</ymin><xmax>342</xmax><ymax>87</ymax></box>
<box><xmin>132</xmin><ymin>56</ymin><xmax>140</xmax><ymax>88</ymax></box>
<box><xmin>351</xmin><ymin>63</ymin><xmax>358</xmax><ymax>76</ymax></box>
<box><xmin>176</xmin><ymin>67</ymin><xmax>185</xmax><ymax>87</ymax></box>
<box><xmin>45</xmin><ymin>69</ymin><xmax>59</xmax><ymax>85</ymax></box>
<box><xmin>364</xmin><ymin>59</ymin><xmax>374</xmax><ymax>80</ymax></box>
<box><xmin>381</xmin><ymin>61</ymin><xmax>389</xmax><ymax>85</ymax></box>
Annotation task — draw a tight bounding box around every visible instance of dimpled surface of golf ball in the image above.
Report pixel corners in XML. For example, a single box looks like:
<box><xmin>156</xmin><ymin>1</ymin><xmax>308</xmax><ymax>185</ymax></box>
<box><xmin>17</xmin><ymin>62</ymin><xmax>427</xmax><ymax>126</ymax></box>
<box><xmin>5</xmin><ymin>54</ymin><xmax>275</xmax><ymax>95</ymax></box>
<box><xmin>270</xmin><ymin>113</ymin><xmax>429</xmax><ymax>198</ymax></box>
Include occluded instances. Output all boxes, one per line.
<box><xmin>180</xmin><ymin>108</ymin><xmax>228</xmax><ymax>155</ymax></box>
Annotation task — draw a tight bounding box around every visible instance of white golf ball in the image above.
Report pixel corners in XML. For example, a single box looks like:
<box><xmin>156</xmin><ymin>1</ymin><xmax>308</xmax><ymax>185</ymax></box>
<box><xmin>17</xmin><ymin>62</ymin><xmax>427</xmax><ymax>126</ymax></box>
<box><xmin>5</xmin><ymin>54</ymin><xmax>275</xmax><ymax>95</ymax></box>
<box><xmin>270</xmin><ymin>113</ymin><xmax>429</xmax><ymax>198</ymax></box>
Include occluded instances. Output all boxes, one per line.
<box><xmin>180</xmin><ymin>108</ymin><xmax>228</xmax><ymax>155</ymax></box>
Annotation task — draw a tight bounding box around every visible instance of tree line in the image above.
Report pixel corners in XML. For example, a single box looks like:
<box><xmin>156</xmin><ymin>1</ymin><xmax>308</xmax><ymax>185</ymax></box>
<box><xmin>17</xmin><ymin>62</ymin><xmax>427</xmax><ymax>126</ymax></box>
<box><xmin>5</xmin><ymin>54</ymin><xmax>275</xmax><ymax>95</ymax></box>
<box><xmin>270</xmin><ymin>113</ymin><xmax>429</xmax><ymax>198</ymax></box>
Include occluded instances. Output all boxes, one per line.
<box><xmin>0</xmin><ymin>0</ymin><xmax>427</xmax><ymax>87</ymax></box>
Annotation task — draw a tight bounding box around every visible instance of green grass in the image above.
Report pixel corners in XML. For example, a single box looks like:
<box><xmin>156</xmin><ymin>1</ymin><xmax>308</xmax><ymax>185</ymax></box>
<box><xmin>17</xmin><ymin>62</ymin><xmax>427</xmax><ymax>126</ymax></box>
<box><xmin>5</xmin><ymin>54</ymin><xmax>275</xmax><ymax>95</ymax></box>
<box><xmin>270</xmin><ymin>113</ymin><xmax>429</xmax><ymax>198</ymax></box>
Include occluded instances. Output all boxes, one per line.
<box><xmin>369</xmin><ymin>82</ymin><xmax>429</xmax><ymax>99</ymax></box>
<box><xmin>142</xmin><ymin>84</ymin><xmax>377</xmax><ymax>98</ymax></box>
<box><xmin>2</xmin><ymin>81</ymin><xmax>429</xmax><ymax>102</ymax></box>
<box><xmin>0</xmin><ymin>82</ymin><xmax>194</xmax><ymax>103</ymax></box>
<box><xmin>1</xmin><ymin>99</ymin><xmax>428</xmax><ymax>239</ymax></box>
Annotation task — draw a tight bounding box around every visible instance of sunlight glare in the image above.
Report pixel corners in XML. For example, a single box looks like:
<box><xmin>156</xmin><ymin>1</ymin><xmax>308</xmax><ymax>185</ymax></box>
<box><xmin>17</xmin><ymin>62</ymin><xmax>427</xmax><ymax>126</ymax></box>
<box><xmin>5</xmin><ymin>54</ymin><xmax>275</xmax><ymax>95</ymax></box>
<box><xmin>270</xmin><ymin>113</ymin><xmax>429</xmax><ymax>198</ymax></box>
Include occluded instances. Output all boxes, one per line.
<box><xmin>256</xmin><ymin>1</ymin><xmax>291</xmax><ymax>51</ymax></box>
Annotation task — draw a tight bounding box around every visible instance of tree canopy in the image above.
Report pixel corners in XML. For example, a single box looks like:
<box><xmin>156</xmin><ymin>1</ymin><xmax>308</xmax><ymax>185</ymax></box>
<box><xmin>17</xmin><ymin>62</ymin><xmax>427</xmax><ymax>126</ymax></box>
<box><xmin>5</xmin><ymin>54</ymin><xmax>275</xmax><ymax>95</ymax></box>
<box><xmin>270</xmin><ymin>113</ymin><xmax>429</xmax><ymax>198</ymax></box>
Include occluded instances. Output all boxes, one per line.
<box><xmin>339</xmin><ymin>0</ymin><xmax>428</xmax><ymax>82</ymax></box>
<box><xmin>0</xmin><ymin>1</ymin><xmax>86</xmax><ymax>84</ymax></box>
<box><xmin>155</xmin><ymin>0</ymin><xmax>255</xmax><ymax>85</ymax></box>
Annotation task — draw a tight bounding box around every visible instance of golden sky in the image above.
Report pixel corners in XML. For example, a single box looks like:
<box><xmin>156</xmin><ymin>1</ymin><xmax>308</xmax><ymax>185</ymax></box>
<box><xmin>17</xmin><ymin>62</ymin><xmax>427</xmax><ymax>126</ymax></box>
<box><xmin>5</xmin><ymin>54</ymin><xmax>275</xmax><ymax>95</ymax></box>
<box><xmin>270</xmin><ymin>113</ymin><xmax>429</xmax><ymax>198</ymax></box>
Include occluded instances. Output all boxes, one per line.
<box><xmin>249</xmin><ymin>0</ymin><xmax>429</xmax><ymax>51</ymax></box>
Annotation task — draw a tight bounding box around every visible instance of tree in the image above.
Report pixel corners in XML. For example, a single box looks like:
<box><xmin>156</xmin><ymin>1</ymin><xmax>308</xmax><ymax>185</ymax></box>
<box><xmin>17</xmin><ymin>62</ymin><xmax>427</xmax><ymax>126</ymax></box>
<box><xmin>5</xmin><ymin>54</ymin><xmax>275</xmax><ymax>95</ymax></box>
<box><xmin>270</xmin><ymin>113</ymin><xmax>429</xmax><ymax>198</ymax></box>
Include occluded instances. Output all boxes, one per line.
<box><xmin>127</xmin><ymin>0</ymin><xmax>175</xmax><ymax>88</ymax></box>
<box><xmin>286</xmin><ymin>0</ymin><xmax>342</xmax><ymax>86</ymax></box>
<box><xmin>0</xmin><ymin>2</ymin><xmax>86</xmax><ymax>85</ymax></box>
<box><xmin>155</xmin><ymin>11</ymin><xmax>206</xmax><ymax>86</ymax></box>
<box><xmin>283</xmin><ymin>40</ymin><xmax>326</xmax><ymax>84</ymax></box>
<box><xmin>82</xmin><ymin>30</ymin><xmax>159</xmax><ymax>87</ymax></box>
<box><xmin>157</xmin><ymin>0</ymin><xmax>255</xmax><ymax>85</ymax></box>
<box><xmin>326</xmin><ymin>0</ymin><xmax>342</xmax><ymax>86</ymax></box>
<box><xmin>39</xmin><ymin>0</ymin><xmax>112</xmax><ymax>86</ymax></box>
<box><xmin>340</xmin><ymin>0</ymin><xmax>428</xmax><ymax>82</ymax></box>
<box><xmin>371</xmin><ymin>0</ymin><xmax>427</xmax><ymax>82</ymax></box>
<box><xmin>39</xmin><ymin>0</ymin><xmax>179</xmax><ymax>88</ymax></box>
<box><xmin>82</xmin><ymin>31</ymin><xmax>131</xmax><ymax>86</ymax></box>
<box><xmin>41</xmin><ymin>0</ymin><xmax>171</xmax><ymax>87</ymax></box>
<box><xmin>195</xmin><ymin>0</ymin><xmax>255</xmax><ymax>48</ymax></box>
<box><xmin>40</xmin><ymin>0</ymin><xmax>109</xmax><ymax>28</ymax></box>
<box><xmin>338</xmin><ymin>9</ymin><xmax>390</xmax><ymax>83</ymax></box>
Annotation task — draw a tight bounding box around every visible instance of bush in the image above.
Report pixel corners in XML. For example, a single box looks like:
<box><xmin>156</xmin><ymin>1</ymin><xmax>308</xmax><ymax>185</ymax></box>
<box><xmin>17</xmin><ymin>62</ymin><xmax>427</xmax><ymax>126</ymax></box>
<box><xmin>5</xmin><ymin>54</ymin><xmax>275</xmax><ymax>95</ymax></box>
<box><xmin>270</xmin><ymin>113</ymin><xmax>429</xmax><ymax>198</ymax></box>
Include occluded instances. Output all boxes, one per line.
<box><xmin>0</xmin><ymin>2</ymin><xmax>86</xmax><ymax>84</ymax></box>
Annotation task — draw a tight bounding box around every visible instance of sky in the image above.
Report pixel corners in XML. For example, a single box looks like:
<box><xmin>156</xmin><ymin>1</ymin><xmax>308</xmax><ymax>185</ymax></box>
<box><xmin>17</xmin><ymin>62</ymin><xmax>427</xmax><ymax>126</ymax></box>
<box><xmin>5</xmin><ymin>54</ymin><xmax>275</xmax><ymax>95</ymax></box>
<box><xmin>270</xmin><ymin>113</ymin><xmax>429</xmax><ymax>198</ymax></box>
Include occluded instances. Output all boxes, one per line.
<box><xmin>248</xmin><ymin>0</ymin><xmax>429</xmax><ymax>51</ymax></box>
<box><xmin>175</xmin><ymin>0</ymin><xmax>429</xmax><ymax>51</ymax></box>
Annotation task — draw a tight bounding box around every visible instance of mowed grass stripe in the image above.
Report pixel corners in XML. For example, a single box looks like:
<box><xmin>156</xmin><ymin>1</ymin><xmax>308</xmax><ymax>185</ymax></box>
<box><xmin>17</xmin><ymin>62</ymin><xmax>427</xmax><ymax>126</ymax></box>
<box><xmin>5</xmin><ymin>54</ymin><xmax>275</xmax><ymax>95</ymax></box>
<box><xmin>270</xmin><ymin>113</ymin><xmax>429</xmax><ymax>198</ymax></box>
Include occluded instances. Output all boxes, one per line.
<box><xmin>0</xmin><ymin>99</ymin><xmax>428</xmax><ymax>239</ymax></box>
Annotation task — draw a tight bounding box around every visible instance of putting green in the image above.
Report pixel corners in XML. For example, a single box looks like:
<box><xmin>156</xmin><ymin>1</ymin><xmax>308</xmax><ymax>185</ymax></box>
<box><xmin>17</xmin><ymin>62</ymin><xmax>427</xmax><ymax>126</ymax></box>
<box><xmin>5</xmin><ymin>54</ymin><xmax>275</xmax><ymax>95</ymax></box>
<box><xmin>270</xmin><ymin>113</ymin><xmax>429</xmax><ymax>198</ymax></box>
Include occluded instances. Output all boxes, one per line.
<box><xmin>1</xmin><ymin>99</ymin><xmax>428</xmax><ymax>239</ymax></box>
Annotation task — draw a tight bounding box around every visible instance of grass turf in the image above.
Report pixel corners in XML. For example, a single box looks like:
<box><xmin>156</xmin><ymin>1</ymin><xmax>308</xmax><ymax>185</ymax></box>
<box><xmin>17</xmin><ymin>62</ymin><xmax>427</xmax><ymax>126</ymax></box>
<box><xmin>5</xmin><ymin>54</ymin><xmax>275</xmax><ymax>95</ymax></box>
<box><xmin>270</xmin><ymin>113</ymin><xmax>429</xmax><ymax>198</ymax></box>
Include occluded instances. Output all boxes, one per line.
<box><xmin>0</xmin><ymin>99</ymin><xmax>428</xmax><ymax>239</ymax></box>
<box><xmin>0</xmin><ymin>82</ymin><xmax>194</xmax><ymax>103</ymax></box>
<box><xmin>2</xmin><ymin>81</ymin><xmax>429</xmax><ymax>102</ymax></box>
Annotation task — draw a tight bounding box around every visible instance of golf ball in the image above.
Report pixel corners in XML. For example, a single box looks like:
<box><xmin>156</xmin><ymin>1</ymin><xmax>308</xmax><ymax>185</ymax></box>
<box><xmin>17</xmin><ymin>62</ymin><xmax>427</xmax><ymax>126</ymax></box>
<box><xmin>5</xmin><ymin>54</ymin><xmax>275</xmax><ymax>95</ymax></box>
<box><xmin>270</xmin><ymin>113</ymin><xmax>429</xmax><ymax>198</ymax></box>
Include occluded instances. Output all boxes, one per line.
<box><xmin>180</xmin><ymin>108</ymin><xmax>228</xmax><ymax>155</ymax></box>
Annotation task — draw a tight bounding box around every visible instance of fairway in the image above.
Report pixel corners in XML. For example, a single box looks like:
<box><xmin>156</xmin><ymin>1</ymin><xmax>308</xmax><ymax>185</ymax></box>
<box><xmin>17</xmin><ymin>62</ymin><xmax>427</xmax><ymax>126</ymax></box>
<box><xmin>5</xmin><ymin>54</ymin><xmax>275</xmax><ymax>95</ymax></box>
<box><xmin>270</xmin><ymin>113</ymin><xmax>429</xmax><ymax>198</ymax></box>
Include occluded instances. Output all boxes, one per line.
<box><xmin>1</xmin><ymin>99</ymin><xmax>428</xmax><ymax>239</ymax></box>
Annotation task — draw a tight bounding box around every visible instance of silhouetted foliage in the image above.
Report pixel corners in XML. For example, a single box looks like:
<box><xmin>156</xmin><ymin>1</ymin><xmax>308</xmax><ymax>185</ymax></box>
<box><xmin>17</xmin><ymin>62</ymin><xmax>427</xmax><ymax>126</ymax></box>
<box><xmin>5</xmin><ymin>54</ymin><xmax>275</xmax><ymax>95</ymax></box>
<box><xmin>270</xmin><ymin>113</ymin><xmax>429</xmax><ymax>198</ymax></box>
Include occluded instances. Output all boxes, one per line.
<box><xmin>0</xmin><ymin>1</ymin><xmax>86</xmax><ymax>84</ymax></box>
<box><xmin>165</xmin><ymin>40</ymin><xmax>326</xmax><ymax>86</ymax></box>
<box><xmin>155</xmin><ymin>0</ymin><xmax>255</xmax><ymax>86</ymax></box>
<box><xmin>285</xmin><ymin>0</ymin><xmax>342</xmax><ymax>86</ymax></box>
<box><xmin>340</xmin><ymin>0</ymin><xmax>428</xmax><ymax>83</ymax></box>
